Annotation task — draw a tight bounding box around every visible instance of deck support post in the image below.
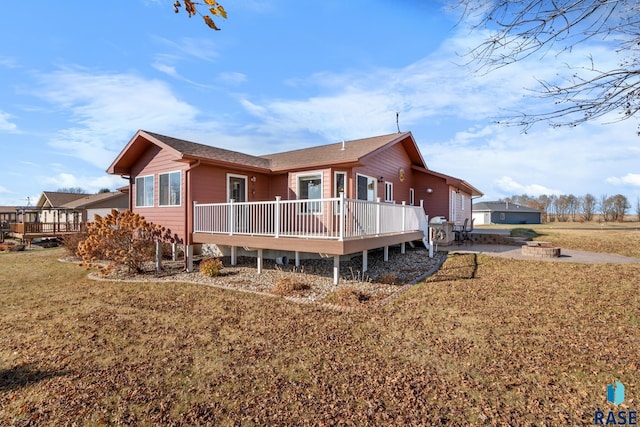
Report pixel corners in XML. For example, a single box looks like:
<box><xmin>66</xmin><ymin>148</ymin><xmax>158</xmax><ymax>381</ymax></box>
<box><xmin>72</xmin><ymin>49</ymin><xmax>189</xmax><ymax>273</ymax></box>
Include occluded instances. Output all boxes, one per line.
<box><xmin>186</xmin><ymin>245</ymin><xmax>194</xmax><ymax>273</ymax></box>
<box><xmin>257</xmin><ymin>249</ymin><xmax>263</xmax><ymax>274</ymax></box>
<box><xmin>333</xmin><ymin>255</ymin><xmax>339</xmax><ymax>285</ymax></box>
<box><xmin>295</xmin><ymin>251</ymin><xmax>300</xmax><ymax>268</ymax></box>
<box><xmin>362</xmin><ymin>250</ymin><xmax>368</xmax><ymax>272</ymax></box>
<box><xmin>230</xmin><ymin>246</ymin><xmax>237</xmax><ymax>266</ymax></box>
<box><xmin>155</xmin><ymin>241</ymin><xmax>162</xmax><ymax>272</ymax></box>
<box><xmin>384</xmin><ymin>246</ymin><xmax>389</xmax><ymax>262</ymax></box>
<box><xmin>401</xmin><ymin>242</ymin><xmax>406</xmax><ymax>254</ymax></box>
<box><xmin>172</xmin><ymin>243</ymin><xmax>177</xmax><ymax>261</ymax></box>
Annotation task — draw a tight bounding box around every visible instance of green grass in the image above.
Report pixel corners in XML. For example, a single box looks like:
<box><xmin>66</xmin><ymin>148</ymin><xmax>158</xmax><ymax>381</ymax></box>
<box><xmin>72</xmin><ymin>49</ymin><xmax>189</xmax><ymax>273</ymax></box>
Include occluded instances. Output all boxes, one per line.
<box><xmin>1</xmin><ymin>235</ymin><xmax>639</xmax><ymax>425</ymax></box>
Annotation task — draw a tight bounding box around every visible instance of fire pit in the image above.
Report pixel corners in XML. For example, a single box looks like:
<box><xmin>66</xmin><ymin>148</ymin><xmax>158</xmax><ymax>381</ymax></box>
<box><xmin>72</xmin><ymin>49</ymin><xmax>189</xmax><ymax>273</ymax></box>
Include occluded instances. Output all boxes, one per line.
<box><xmin>521</xmin><ymin>241</ymin><xmax>561</xmax><ymax>258</ymax></box>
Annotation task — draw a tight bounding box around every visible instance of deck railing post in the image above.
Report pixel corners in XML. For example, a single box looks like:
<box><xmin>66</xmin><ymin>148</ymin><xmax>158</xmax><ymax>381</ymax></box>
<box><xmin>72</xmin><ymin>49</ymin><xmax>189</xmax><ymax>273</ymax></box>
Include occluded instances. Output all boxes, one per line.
<box><xmin>338</xmin><ymin>192</ymin><xmax>345</xmax><ymax>241</ymax></box>
<box><xmin>193</xmin><ymin>201</ymin><xmax>198</xmax><ymax>232</ymax></box>
<box><xmin>375</xmin><ymin>197</ymin><xmax>381</xmax><ymax>236</ymax></box>
<box><xmin>228</xmin><ymin>199</ymin><xmax>235</xmax><ymax>236</ymax></box>
<box><xmin>401</xmin><ymin>201</ymin><xmax>406</xmax><ymax>232</ymax></box>
<box><xmin>274</xmin><ymin>196</ymin><xmax>281</xmax><ymax>238</ymax></box>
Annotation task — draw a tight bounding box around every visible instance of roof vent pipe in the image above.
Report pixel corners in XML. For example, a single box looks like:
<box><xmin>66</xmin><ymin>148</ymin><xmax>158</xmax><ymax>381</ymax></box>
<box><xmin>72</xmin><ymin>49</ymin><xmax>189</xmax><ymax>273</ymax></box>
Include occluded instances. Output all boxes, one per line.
<box><xmin>341</xmin><ymin>140</ymin><xmax>346</xmax><ymax>151</ymax></box>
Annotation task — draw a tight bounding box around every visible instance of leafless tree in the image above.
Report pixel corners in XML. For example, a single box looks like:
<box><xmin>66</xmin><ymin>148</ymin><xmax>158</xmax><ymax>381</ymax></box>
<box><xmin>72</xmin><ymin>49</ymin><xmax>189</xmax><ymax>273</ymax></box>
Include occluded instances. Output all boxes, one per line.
<box><xmin>581</xmin><ymin>193</ymin><xmax>597</xmax><ymax>221</ymax></box>
<box><xmin>455</xmin><ymin>0</ymin><xmax>640</xmax><ymax>131</ymax></box>
<box><xmin>608</xmin><ymin>194</ymin><xmax>630</xmax><ymax>221</ymax></box>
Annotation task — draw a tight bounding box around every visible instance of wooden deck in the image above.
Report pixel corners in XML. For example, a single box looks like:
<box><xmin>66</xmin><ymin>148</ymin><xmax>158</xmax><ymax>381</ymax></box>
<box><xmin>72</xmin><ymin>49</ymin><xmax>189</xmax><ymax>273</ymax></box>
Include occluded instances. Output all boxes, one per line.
<box><xmin>9</xmin><ymin>222</ymin><xmax>85</xmax><ymax>242</ymax></box>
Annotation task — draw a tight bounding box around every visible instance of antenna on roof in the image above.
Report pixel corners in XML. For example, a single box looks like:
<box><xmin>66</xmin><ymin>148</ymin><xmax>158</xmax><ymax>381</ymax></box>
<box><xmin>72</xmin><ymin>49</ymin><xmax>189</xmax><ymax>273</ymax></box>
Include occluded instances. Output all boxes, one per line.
<box><xmin>25</xmin><ymin>196</ymin><xmax>31</xmax><ymax>207</ymax></box>
<box><xmin>396</xmin><ymin>112</ymin><xmax>400</xmax><ymax>133</ymax></box>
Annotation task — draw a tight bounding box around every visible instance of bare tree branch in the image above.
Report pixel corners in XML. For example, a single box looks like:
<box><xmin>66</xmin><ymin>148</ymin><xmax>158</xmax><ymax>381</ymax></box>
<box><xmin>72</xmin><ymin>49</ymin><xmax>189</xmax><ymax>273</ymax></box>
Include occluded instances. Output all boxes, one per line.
<box><xmin>455</xmin><ymin>0</ymin><xmax>640</xmax><ymax>132</ymax></box>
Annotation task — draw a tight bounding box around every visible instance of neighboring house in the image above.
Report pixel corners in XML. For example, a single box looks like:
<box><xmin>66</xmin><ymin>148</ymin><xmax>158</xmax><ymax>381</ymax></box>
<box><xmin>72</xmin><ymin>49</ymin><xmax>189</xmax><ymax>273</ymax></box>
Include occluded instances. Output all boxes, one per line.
<box><xmin>472</xmin><ymin>201</ymin><xmax>542</xmax><ymax>225</ymax></box>
<box><xmin>35</xmin><ymin>190</ymin><xmax>129</xmax><ymax>225</ymax></box>
<box><xmin>35</xmin><ymin>191</ymin><xmax>91</xmax><ymax>225</ymax></box>
<box><xmin>107</xmin><ymin>130</ymin><xmax>482</xmax><ymax>282</ymax></box>
<box><xmin>61</xmin><ymin>190</ymin><xmax>129</xmax><ymax>222</ymax></box>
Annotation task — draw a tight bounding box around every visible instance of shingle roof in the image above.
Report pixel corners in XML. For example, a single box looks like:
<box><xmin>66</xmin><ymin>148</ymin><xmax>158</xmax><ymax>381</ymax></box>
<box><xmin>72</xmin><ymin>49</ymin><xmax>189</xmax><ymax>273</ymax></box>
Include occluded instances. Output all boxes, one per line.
<box><xmin>110</xmin><ymin>130</ymin><xmax>421</xmax><ymax>175</ymax></box>
<box><xmin>60</xmin><ymin>191</ymin><xmax>126</xmax><ymax>209</ymax></box>
<box><xmin>38</xmin><ymin>191</ymin><xmax>91</xmax><ymax>208</ymax></box>
<box><xmin>474</xmin><ymin>201</ymin><xmax>541</xmax><ymax>213</ymax></box>
<box><xmin>144</xmin><ymin>131</ymin><xmax>271</xmax><ymax>170</ymax></box>
<box><xmin>262</xmin><ymin>132</ymin><xmax>414</xmax><ymax>171</ymax></box>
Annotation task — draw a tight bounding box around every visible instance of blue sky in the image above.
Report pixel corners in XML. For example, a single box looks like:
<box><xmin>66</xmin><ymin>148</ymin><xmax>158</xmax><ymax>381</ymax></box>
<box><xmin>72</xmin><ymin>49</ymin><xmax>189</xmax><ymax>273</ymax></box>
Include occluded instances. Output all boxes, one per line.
<box><xmin>2</xmin><ymin>0</ymin><xmax>639</xmax><ymax>207</ymax></box>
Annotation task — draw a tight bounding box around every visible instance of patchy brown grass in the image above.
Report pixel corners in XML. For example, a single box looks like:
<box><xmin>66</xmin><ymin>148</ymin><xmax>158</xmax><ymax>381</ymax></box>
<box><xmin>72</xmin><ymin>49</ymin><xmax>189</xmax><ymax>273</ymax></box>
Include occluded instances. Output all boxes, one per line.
<box><xmin>1</xmin><ymin>228</ymin><xmax>639</xmax><ymax>425</ymax></box>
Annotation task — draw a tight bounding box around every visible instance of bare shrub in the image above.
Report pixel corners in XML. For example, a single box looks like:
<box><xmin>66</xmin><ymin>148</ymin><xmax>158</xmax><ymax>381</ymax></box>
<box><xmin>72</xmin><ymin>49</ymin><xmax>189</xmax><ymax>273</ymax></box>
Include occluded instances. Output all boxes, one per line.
<box><xmin>61</xmin><ymin>232</ymin><xmax>87</xmax><ymax>257</ymax></box>
<box><xmin>77</xmin><ymin>210</ymin><xmax>181</xmax><ymax>274</ymax></box>
<box><xmin>272</xmin><ymin>276</ymin><xmax>311</xmax><ymax>296</ymax></box>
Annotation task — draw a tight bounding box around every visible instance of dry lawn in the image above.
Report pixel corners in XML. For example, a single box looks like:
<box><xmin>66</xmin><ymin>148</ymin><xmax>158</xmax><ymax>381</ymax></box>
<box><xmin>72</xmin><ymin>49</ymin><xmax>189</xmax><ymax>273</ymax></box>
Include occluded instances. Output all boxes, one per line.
<box><xmin>1</xmin><ymin>227</ymin><xmax>639</xmax><ymax>425</ymax></box>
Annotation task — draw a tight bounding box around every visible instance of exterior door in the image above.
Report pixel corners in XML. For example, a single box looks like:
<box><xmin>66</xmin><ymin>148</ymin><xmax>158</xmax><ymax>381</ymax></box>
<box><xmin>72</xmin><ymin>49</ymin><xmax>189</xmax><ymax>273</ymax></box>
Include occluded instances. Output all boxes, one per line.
<box><xmin>227</xmin><ymin>175</ymin><xmax>247</xmax><ymax>232</ymax></box>
<box><xmin>228</xmin><ymin>175</ymin><xmax>247</xmax><ymax>202</ymax></box>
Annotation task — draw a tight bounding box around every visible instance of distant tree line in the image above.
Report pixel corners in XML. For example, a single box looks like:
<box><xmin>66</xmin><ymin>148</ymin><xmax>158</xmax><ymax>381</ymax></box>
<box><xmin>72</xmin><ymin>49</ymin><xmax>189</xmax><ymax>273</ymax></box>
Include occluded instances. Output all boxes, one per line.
<box><xmin>500</xmin><ymin>194</ymin><xmax>633</xmax><ymax>223</ymax></box>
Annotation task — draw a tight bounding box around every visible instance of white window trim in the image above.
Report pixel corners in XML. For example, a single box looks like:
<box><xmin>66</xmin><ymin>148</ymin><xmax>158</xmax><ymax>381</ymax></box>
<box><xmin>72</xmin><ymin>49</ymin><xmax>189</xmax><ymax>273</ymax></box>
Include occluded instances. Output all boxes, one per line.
<box><xmin>334</xmin><ymin>171</ymin><xmax>347</xmax><ymax>197</ymax></box>
<box><xmin>356</xmin><ymin>173</ymin><xmax>377</xmax><ymax>201</ymax></box>
<box><xmin>334</xmin><ymin>171</ymin><xmax>347</xmax><ymax>214</ymax></box>
<box><xmin>158</xmin><ymin>170</ymin><xmax>182</xmax><ymax>207</ymax></box>
<box><xmin>135</xmin><ymin>174</ymin><xmax>154</xmax><ymax>208</ymax></box>
<box><xmin>384</xmin><ymin>181</ymin><xmax>394</xmax><ymax>203</ymax></box>
<box><xmin>409</xmin><ymin>188</ymin><xmax>415</xmax><ymax>206</ymax></box>
<box><xmin>296</xmin><ymin>172</ymin><xmax>323</xmax><ymax>214</ymax></box>
<box><xmin>226</xmin><ymin>173</ymin><xmax>248</xmax><ymax>203</ymax></box>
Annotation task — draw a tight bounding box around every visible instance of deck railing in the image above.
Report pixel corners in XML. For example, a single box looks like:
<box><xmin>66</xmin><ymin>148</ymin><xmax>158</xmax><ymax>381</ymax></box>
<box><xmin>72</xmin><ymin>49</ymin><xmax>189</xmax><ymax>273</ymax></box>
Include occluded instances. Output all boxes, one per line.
<box><xmin>194</xmin><ymin>195</ymin><xmax>428</xmax><ymax>241</ymax></box>
<box><xmin>9</xmin><ymin>222</ymin><xmax>85</xmax><ymax>234</ymax></box>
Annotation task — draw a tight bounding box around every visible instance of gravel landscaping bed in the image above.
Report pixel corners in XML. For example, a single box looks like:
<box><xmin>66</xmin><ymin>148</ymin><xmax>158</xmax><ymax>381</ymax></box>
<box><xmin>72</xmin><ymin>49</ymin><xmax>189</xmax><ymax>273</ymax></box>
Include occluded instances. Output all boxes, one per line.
<box><xmin>89</xmin><ymin>246</ymin><xmax>446</xmax><ymax>308</ymax></box>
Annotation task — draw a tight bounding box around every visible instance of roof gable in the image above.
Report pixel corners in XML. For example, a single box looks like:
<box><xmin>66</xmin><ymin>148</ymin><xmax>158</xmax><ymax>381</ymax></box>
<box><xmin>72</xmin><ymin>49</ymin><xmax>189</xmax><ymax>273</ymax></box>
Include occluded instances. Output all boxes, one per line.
<box><xmin>36</xmin><ymin>191</ymin><xmax>91</xmax><ymax>208</ymax></box>
<box><xmin>108</xmin><ymin>130</ymin><xmax>270</xmax><ymax>175</ymax></box>
<box><xmin>61</xmin><ymin>191</ymin><xmax>127</xmax><ymax>209</ymax></box>
<box><xmin>262</xmin><ymin>132</ymin><xmax>425</xmax><ymax>171</ymax></box>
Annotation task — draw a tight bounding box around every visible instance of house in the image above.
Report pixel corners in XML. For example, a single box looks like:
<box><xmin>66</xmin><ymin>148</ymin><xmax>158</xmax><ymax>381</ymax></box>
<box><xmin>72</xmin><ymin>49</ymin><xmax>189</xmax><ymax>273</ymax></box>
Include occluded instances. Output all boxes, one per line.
<box><xmin>472</xmin><ymin>201</ymin><xmax>542</xmax><ymax>225</ymax></box>
<box><xmin>107</xmin><ymin>130</ymin><xmax>482</xmax><ymax>282</ymax></box>
<box><xmin>34</xmin><ymin>190</ymin><xmax>128</xmax><ymax>226</ymax></box>
<box><xmin>8</xmin><ymin>190</ymin><xmax>129</xmax><ymax>242</ymax></box>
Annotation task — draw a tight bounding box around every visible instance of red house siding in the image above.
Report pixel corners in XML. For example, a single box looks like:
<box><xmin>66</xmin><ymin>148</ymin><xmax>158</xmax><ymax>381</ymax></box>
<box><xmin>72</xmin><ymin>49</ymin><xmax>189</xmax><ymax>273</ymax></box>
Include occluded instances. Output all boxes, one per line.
<box><xmin>130</xmin><ymin>145</ymin><xmax>188</xmax><ymax>241</ymax></box>
<box><xmin>356</xmin><ymin>143</ymin><xmax>415</xmax><ymax>204</ymax></box>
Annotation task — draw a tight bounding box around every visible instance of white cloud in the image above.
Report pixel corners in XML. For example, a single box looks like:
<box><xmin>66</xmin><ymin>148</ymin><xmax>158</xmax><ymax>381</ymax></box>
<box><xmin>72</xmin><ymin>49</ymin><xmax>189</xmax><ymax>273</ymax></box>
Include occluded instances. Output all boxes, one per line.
<box><xmin>607</xmin><ymin>173</ymin><xmax>640</xmax><ymax>187</ymax></box>
<box><xmin>494</xmin><ymin>176</ymin><xmax>562</xmax><ymax>197</ymax></box>
<box><xmin>41</xmin><ymin>172</ymin><xmax>126</xmax><ymax>193</ymax></box>
<box><xmin>0</xmin><ymin>111</ymin><xmax>18</xmax><ymax>133</ymax></box>
<box><xmin>35</xmin><ymin>67</ymin><xmax>200</xmax><ymax>168</ymax></box>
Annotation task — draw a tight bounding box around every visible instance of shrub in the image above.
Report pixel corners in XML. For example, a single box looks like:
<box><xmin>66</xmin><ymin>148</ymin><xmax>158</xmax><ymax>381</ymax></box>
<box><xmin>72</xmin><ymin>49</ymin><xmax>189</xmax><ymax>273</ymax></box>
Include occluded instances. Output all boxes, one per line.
<box><xmin>77</xmin><ymin>210</ymin><xmax>181</xmax><ymax>273</ymax></box>
<box><xmin>62</xmin><ymin>232</ymin><xmax>87</xmax><ymax>257</ymax></box>
<box><xmin>272</xmin><ymin>276</ymin><xmax>311</xmax><ymax>296</ymax></box>
<box><xmin>199</xmin><ymin>258</ymin><xmax>223</xmax><ymax>277</ymax></box>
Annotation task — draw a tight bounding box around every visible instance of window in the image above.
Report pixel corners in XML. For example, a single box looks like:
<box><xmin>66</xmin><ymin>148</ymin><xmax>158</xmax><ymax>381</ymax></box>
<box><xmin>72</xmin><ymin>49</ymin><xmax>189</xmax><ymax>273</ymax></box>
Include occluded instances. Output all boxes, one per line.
<box><xmin>451</xmin><ymin>190</ymin><xmax>457</xmax><ymax>222</ymax></box>
<box><xmin>461</xmin><ymin>194</ymin><xmax>465</xmax><ymax>210</ymax></box>
<box><xmin>356</xmin><ymin>174</ymin><xmax>376</xmax><ymax>201</ymax></box>
<box><xmin>409</xmin><ymin>188</ymin><xmax>415</xmax><ymax>206</ymax></box>
<box><xmin>334</xmin><ymin>171</ymin><xmax>347</xmax><ymax>213</ymax></box>
<box><xmin>384</xmin><ymin>182</ymin><xmax>393</xmax><ymax>202</ymax></box>
<box><xmin>334</xmin><ymin>172</ymin><xmax>346</xmax><ymax>197</ymax></box>
<box><xmin>136</xmin><ymin>175</ymin><xmax>154</xmax><ymax>207</ymax></box>
<box><xmin>298</xmin><ymin>173</ymin><xmax>322</xmax><ymax>213</ymax></box>
<box><xmin>159</xmin><ymin>171</ymin><xmax>181</xmax><ymax>206</ymax></box>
